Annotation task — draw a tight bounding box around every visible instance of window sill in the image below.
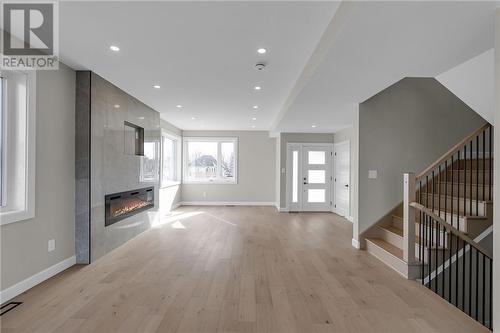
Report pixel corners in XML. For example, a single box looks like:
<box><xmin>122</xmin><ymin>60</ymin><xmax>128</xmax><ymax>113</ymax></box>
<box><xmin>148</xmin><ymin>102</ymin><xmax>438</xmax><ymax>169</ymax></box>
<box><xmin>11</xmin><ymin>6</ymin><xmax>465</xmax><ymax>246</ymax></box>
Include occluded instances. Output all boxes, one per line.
<box><xmin>183</xmin><ymin>180</ymin><xmax>238</xmax><ymax>185</ymax></box>
<box><xmin>160</xmin><ymin>181</ymin><xmax>181</xmax><ymax>189</ymax></box>
<box><xmin>0</xmin><ymin>208</ymin><xmax>35</xmax><ymax>226</ymax></box>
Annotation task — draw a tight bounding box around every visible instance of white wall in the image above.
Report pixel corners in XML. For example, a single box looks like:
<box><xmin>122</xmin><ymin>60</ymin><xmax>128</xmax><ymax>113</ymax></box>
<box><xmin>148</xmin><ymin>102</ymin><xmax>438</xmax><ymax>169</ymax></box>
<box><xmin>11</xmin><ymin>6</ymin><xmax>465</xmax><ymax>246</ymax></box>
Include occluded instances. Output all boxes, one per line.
<box><xmin>1</xmin><ymin>64</ymin><xmax>76</xmax><ymax>292</ymax></box>
<box><xmin>437</xmin><ymin>49</ymin><xmax>494</xmax><ymax>123</ymax></box>
<box><xmin>181</xmin><ymin>131</ymin><xmax>276</xmax><ymax>204</ymax></box>
<box><xmin>492</xmin><ymin>8</ymin><xmax>500</xmax><ymax>330</ymax></box>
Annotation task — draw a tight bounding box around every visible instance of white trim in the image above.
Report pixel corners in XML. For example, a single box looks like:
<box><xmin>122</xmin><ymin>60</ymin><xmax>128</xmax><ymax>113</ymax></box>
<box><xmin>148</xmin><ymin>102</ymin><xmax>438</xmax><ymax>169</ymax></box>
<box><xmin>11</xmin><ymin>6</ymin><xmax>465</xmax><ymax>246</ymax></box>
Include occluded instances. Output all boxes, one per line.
<box><xmin>160</xmin><ymin>130</ymin><xmax>182</xmax><ymax>187</ymax></box>
<box><xmin>352</xmin><ymin>238</ymin><xmax>360</xmax><ymax>249</ymax></box>
<box><xmin>0</xmin><ymin>256</ymin><xmax>75</xmax><ymax>304</ymax></box>
<box><xmin>347</xmin><ymin>215</ymin><xmax>354</xmax><ymax>223</ymax></box>
<box><xmin>0</xmin><ymin>70</ymin><xmax>36</xmax><ymax>225</ymax></box>
<box><xmin>180</xmin><ymin>201</ymin><xmax>275</xmax><ymax>206</ymax></box>
<box><xmin>278</xmin><ymin>207</ymin><xmax>289</xmax><ymax>212</ymax></box>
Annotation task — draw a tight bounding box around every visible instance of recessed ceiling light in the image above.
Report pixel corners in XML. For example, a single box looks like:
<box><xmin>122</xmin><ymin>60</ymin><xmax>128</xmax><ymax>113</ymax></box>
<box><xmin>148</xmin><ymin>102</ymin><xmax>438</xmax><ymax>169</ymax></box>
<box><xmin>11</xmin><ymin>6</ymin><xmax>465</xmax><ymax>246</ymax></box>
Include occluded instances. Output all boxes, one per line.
<box><xmin>311</xmin><ymin>125</ymin><xmax>317</xmax><ymax>128</ymax></box>
<box><xmin>109</xmin><ymin>45</ymin><xmax>120</xmax><ymax>52</ymax></box>
<box><xmin>251</xmin><ymin>125</ymin><xmax>256</xmax><ymax>129</ymax></box>
<box><xmin>254</xmin><ymin>86</ymin><xmax>262</xmax><ymax>90</ymax></box>
<box><xmin>253</xmin><ymin>105</ymin><xmax>259</xmax><ymax>109</ymax></box>
<box><xmin>252</xmin><ymin>117</ymin><xmax>257</xmax><ymax>121</ymax></box>
<box><xmin>139</xmin><ymin>116</ymin><xmax>145</xmax><ymax>120</ymax></box>
<box><xmin>114</xmin><ymin>104</ymin><xmax>120</xmax><ymax>108</ymax></box>
<box><xmin>153</xmin><ymin>85</ymin><xmax>161</xmax><ymax>89</ymax></box>
<box><xmin>191</xmin><ymin>116</ymin><xmax>196</xmax><ymax>120</ymax></box>
<box><xmin>257</xmin><ymin>48</ymin><xmax>267</xmax><ymax>54</ymax></box>
<box><xmin>176</xmin><ymin>105</ymin><xmax>183</xmax><ymax>108</ymax></box>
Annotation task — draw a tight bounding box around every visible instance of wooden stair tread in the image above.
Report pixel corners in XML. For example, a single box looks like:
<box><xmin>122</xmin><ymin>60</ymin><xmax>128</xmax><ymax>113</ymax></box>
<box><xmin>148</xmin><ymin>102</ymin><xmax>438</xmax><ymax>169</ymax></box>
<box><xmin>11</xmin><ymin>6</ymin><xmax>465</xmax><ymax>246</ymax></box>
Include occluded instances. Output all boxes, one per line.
<box><xmin>378</xmin><ymin>224</ymin><xmax>403</xmax><ymax>236</ymax></box>
<box><xmin>379</xmin><ymin>224</ymin><xmax>447</xmax><ymax>249</ymax></box>
<box><xmin>365</xmin><ymin>238</ymin><xmax>403</xmax><ymax>260</ymax></box>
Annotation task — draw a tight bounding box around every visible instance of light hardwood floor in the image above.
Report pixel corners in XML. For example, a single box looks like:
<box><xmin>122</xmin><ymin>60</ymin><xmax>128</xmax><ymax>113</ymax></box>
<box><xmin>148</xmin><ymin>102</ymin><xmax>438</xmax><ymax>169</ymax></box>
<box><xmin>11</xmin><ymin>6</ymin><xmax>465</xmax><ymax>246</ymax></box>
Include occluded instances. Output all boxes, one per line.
<box><xmin>1</xmin><ymin>206</ymin><xmax>489</xmax><ymax>333</ymax></box>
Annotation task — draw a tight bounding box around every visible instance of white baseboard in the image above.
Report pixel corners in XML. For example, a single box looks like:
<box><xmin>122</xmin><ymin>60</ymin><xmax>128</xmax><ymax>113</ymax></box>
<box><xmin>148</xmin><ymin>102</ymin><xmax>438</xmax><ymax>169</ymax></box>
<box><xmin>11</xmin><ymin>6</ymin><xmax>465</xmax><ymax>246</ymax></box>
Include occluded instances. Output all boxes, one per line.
<box><xmin>171</xmin><ymin>202</ymin><xmax>181</xmax><ymax>210</ymax></box>
<box><xmin>352</xmin><ymin>238</ymin><xmax>360</xmax><ymax>249</ymax></box>
<box><xmin>277</xmin><ymin>207</ymin><xmax>289</xmax><ymax>212</ymax></box>
<box><xmin>0</xmin><ymin>255</ymin><xmax>76</xmax><ymax>304</ymax></box>
<box><xmin>347</xmin><ymin>216</ymin><xmax>354</xmax><ymax>223</ymax></box>
<box><xmin>180</xmin><ymin>201</ymin><xmax>275</xmax><ymax>206</ymax></box>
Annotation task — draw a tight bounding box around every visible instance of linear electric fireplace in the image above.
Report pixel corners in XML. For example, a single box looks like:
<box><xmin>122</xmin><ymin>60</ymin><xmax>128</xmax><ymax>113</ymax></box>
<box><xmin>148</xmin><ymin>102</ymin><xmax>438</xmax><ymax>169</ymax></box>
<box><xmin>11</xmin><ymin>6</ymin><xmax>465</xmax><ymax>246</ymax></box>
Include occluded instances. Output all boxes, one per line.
<box><xmin>105</xmin><ymin>187</ymin><xmax>154</xmax><ymax>227</ymax></box>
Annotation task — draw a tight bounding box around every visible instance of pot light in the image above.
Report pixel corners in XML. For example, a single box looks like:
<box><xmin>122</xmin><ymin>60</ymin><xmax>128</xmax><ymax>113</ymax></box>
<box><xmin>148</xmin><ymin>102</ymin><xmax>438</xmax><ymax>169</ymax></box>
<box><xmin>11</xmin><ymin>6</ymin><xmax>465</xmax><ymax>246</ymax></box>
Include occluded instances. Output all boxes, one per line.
<box><xmin>153</xmin><ymin>85</ymin><xmax>161</xmax><ymax>89</ymax></box>
<box><xmin>254</xmin><ymin>86</ymin><xmax>261</xmax><ymax>91</ymax></box>
<box><xmin>257</xmin><ymin>48</ymin><xmax>267</xmax><ymax>54</ymax></box>
<box><xmin>191</xmin><ymin>116</ymin><xmax>196</xmax><ymax>120</ymax></box>
<box><xmin>252</xmin><ymin>117</ymin><xmax>257</xmax><ymax>121</ymax></box>
<box><xmin>139</xmin><ymin>116</ymin><xmax>145</xmax><ymax>120</ymax></box>
<box><xmin>109</xmin><ymin>45</ymin><xmax>120</xmax><ymax>52</ymax></box>
<box><xmin>176</xmin><ymin>105</ymin><xmax>183</xmax><ymax>108</ymax></box>
<box><xmin>311</xmin><ymin>125</ymin><xmax>317</xmax><ymax>128</ymax></box>
<box><xmin>114</xmin><ymin>104</ymin><xmax>120</xmax><ymax>108</ymax></box>
<box><xmin>253</xmin><ymin>105</ymin><xmax>259</xmax><ymax>109</ymax></box>
<box><xmin>251</xmin><ymin>125</ymin><xmax>256</xmax><ymax>129</ymax></box>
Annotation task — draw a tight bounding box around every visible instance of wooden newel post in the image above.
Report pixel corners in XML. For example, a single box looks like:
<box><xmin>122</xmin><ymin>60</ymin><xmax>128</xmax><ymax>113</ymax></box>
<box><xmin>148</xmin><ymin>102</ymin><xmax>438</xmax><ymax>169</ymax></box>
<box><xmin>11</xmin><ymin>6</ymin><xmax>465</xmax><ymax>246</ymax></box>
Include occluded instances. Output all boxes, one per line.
<box><xmin>403</xmin><ymin>173</ymin><xmax>416</xmax><ymax>265</ymax></box>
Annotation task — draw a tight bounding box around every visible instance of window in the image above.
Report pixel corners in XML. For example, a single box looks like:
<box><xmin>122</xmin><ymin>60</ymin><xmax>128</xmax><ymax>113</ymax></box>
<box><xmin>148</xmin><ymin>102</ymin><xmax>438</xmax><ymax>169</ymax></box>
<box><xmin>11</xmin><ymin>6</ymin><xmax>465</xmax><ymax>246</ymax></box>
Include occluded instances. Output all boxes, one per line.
<box><xmin>140</xmin><ymin>139</ymin><xmax>159</xmax><ymax>182</ymax></box>
<box><xmin>0</xmin><ymin>70</ymin><xmax>36</xmax><ymax>225</ymax></box>
<box><xmin>183</xmin><ymin>137</ymin><xmax>237</xmax><ymax>184</ymax></box>
<box><xmin>161</xmin><ymin>131</ymin><xmax>181</xmax><ymax>187</ymax></box>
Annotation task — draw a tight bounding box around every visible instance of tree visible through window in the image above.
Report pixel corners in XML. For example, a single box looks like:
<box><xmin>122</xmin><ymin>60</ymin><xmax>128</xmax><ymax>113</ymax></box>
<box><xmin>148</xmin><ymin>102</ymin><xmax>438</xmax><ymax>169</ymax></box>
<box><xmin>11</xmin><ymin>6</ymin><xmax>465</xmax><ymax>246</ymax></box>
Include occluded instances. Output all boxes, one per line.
<box><xmin>184</xmin><ymin>138</ymin><xmax>237</xmax><ymax>183</ymax></box>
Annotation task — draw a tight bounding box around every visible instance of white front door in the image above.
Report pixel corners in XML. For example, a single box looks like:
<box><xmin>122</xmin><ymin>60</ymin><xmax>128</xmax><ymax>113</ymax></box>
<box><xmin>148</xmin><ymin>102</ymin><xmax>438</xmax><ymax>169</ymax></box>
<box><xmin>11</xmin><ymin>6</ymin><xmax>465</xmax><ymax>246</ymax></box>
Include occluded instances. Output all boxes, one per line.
<box><xmin>287</xmin><ymin>144</ymin><xmax>333</xmax><ymax>212</ymax></box>
<box><xmin>334</xmin><ymin>141</ymin><xmax>350</xmax><ymax>217</ymax></box>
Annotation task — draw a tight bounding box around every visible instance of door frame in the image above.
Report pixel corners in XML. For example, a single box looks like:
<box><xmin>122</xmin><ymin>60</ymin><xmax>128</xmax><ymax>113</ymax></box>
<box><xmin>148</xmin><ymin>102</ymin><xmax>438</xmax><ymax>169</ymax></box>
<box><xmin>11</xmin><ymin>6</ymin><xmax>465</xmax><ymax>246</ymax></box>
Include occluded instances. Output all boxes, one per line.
<box><xmin>333</xmin><ymin>140</ymin><xmax>350</xmax><ymax>218</ymax></box>
<box><xmin>286</xmin><ymin>142</ymin><xmax>334</xmax><ymax>212</ymax></box>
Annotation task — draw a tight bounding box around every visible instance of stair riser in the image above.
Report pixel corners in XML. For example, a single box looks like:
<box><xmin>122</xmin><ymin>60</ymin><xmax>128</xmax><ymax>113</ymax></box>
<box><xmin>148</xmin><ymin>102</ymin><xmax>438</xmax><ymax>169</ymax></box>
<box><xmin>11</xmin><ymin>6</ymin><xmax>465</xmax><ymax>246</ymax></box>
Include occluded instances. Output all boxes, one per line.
<box><xmin>441</xmin><ymin>170</ymin><xmax>492</xmax><ymax>183</ymax></box>
<box><xmin>452</xmin><ymin>159</ymin><xmax>493</xmax><ymax>170</ymax></box>
<box><xmin>429</xmin><ymin>183</ymin><xmax>492</xmax><ymax>201</ymax></box>
<box><xmin>365</xmin><ymin>240</ymin><xmax>407</xmax><ymax>277</ymax></box>
<box><xmin>393</xmin><ymin>214</ymin><xmax>468</xmax><ymax>235</ymax></box>
<box><xmin>418</xmin><ymin>194</ymin><xmax>487</xmax><ymax>216</ymax></box>
<box><xmin>379</xmin><ymin>228</ymin><xmax>403</xmax><ymax>248</ymax></box>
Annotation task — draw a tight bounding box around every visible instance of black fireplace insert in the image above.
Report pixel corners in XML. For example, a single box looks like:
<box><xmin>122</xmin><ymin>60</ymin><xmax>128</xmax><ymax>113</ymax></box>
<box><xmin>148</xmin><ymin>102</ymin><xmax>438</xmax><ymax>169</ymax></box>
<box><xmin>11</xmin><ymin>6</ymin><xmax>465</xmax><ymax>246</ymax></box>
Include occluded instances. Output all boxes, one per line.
<box><xmin>105</xmin><ymin>187</ymin><xmax>154</xmax><ymax>227</ymax></box>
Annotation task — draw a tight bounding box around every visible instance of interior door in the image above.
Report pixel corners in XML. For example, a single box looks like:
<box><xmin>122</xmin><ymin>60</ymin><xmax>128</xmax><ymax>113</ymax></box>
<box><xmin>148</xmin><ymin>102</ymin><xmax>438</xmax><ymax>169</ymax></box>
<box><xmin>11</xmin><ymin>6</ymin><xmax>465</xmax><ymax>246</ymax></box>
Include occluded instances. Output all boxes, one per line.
<box><xmin>334</xmin><ymin>141</ymin><xmax>350</xmax><ymax>217</ymax></box>
<box><xmin>301</xmin><ymin>145</ymin><xmax>332</xmax><ymax>211</ymax></box>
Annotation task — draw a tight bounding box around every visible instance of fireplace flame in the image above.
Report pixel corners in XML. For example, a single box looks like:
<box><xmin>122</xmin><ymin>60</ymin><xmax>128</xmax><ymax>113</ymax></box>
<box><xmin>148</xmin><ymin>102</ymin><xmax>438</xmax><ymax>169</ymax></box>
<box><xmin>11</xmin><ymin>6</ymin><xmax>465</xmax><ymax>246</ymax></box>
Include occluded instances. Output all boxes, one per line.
<box><xmin>112</xmin><ymin>198</ymin><xmax>150</xmax><ymax>217</ymax></box>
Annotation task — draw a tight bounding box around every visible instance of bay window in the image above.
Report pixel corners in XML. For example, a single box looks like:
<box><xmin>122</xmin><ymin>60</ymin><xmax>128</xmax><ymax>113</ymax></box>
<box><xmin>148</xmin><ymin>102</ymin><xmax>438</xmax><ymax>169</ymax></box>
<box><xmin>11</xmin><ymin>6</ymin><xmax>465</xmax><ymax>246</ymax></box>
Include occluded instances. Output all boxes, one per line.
<box><xmin>161</xmin><ymin>131</ymin><xmax>181</xmax><ymax>187</ymax></box>
<box><xmin>183</xmin><ymin>137</ymin><xmax>237</xmax><ymax>184</ymax></box>
<box><xmin>0</xmin><ymin>70</ymin><xmax>36</xmax><ymax>225</ymax></box>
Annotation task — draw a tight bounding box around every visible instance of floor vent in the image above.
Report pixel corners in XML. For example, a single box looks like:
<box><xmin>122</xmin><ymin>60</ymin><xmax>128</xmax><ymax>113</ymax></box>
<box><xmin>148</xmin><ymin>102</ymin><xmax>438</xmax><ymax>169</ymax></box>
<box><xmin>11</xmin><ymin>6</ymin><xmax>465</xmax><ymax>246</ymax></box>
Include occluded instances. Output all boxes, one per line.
<box><xmin>0</xmin><ymin>302</ymin><xmax>22</xmax><ymax>316</ymax></box>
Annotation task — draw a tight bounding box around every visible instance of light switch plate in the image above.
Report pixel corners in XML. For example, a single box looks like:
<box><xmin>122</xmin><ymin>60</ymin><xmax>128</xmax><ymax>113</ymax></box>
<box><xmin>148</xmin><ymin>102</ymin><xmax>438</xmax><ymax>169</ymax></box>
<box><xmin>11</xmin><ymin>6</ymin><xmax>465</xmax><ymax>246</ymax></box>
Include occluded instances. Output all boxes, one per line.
<box><xmin>48</xmin><ymin>239</ymin><xmax>55</xmax><ymax>252</ymax></box>
<box><xmin>368</xmin><ymin>170</ymin><xmax>378</xmax><ymax>179</ymax></box>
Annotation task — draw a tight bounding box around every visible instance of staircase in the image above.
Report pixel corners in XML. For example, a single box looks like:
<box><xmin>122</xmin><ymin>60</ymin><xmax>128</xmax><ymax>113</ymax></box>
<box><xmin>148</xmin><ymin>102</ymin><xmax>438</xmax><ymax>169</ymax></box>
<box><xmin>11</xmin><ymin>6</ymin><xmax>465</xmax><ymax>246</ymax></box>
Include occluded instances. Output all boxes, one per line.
<box><xmin>362</xmin><ymin>123</ymin><xmax>494</xmax><ymax>330</ymax></box>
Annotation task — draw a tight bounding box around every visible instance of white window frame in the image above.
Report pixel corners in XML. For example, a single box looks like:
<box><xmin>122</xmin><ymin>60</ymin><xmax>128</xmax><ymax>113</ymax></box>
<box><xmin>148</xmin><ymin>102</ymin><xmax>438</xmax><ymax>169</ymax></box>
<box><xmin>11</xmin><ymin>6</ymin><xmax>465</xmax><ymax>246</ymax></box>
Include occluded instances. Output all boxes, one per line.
<box><xmin>183</xmin><ymin>137</ymin><xmax>238</xmax><ymax>185</ymax></box>
<box><xmin>0</xmin><ymin>70</ymin><xmax>36</xmax><ymax>225</ymax></box>
<box><xmin>161</xmin><ymin>130</ymin><xmax>181</xmax><ymax>188</ymax></box>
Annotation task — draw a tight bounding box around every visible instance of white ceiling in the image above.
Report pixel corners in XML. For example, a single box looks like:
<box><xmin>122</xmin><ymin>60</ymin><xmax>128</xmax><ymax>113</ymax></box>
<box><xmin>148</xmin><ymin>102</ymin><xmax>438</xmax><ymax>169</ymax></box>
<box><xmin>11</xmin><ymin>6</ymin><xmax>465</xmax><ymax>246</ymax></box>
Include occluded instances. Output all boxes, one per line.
<box><xmin>59</xmin><ymin>1</ymin><xmax>339</xmax><ymax>131</ymax></box>
<box><xmin>274</xmin><ymin>1</ymin><xmax>497</xmax><ymax>133</ymax></box>
<box><xmin>59</xmin><ymin>1</ymin><xmax>497</xmax><ymax>134</ymax></box>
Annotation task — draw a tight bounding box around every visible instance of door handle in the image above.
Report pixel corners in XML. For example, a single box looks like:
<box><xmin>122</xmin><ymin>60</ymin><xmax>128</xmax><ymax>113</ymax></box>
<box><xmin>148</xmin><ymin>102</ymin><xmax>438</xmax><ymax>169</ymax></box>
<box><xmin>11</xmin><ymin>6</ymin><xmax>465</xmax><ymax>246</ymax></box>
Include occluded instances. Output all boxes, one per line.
<box><xmin>304</xmin><ymin>182</ymin><xmax>308</xmax><ymax>185</ymax></box>
<box><xmin>344</xmin><ymin>184</ymin><xmax>349</xmax><ymax>187</ymax></box>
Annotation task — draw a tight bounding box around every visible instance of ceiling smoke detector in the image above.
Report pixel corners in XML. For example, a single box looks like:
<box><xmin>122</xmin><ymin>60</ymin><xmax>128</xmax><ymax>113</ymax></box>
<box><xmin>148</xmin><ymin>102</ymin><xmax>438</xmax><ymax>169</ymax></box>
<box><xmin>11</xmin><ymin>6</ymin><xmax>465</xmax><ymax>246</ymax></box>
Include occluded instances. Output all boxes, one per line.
<box><xmin>254</xmin><ymin>63</ymin><xmax>267</xmax><ymax>71</ymax></box>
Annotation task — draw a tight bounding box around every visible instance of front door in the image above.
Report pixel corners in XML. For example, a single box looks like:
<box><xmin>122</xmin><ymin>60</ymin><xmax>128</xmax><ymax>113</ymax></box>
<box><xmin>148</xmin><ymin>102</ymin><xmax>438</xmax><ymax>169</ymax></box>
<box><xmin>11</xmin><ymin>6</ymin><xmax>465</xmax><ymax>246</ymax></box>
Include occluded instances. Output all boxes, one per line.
<box><xmin>287</xmin><ymin>144</ymin><xmax>333</xmax><ymax>212</ymax></box>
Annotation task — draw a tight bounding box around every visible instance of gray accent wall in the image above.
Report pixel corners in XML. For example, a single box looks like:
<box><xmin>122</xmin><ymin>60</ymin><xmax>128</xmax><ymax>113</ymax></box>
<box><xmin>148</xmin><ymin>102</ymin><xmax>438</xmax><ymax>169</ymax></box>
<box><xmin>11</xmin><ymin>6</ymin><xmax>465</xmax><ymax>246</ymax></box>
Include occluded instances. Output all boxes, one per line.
<box><xmin>76</xmin><ymin>72</ymin><xmax>161</xmax><ymax>263</ymax></box>
<box><xmin>358</xmin><ymin>77</ymin><xmax>486</xmax><ymax>237</ymax></box>
<box><xmin>279</xmin><ymin>133</ymin><xmax>334</xmax><ymax>208</ymax></box>
<box><xmin>1</xmin><ymin>64</ymin><xmax>76</xmax><ymax>290</ymax></box>
<box><xmin>181</xmin><ymin>131</ymin><xmax>276</xmax><ymax>203</ymax></box>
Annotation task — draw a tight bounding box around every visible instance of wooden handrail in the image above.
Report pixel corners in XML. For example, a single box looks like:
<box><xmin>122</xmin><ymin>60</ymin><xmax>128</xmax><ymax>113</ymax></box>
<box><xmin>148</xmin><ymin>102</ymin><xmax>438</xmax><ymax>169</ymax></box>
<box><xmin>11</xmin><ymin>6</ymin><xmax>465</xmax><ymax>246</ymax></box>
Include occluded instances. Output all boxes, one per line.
<box><xmin>410</xmin><ymin>202</ymin><xmax>492</xmax><ymax>259</ymax></box>
<box><xmin>416</xmin><ymin>122</ymin><xmax>491</xmax><ymax>180</ymax></box>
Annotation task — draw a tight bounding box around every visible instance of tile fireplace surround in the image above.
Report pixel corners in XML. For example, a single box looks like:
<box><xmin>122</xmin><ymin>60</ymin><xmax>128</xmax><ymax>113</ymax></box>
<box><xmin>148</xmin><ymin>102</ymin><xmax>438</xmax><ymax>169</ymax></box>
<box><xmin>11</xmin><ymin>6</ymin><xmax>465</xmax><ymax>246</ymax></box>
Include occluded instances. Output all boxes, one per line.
<box><xmin>75</xmin><ymin>71</ymin><xmax>160</xmax><ymax>264</ymax></box>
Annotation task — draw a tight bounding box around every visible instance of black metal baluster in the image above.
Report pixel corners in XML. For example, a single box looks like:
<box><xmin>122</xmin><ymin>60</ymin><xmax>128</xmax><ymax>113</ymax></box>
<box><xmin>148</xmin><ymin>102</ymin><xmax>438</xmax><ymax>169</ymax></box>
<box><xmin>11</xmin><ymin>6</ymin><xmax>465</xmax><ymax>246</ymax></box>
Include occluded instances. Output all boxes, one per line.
<box><xmin>482</xmin><ymin>131</ymin><xmax>486</xmax><ymax>202</ymax></box>
<box><xmin>430</xmin><ymin>215</ymin><xmax>434</xmax><ymax>291</ymax></box>
<box><xmin>451</xmin><ymin>155</ymin><xmax>454</xmax><ymax>228</ymax></box>
<box><xmin>476</xmin><ymin>136</ymin><xmax>479</xmax><ymax>216</ymax></box>
<box><xmin>464</xmin><ymin>145</ymin><xmax>467</xmax><ymax>216</ymax></box>
<box><xmin>469</xmin><ymin>243</ymin><xmax>473</xmax><ymax>316</ymax></box>
<box><xmin>489</xmin><ymin>127</ymin><xmax>492</xmax><ymax>201</ymax></box>
<box><xmin>420</xmin><ymin>210</ymin><xmax>424</xmax><ymax>283</ymax></box>
<box><xmin>462</xmin><ymin>238</ymin><xmax>466</xmax><ymax>310</ymax></box>
<box><xmin>455</xmin><ymin>234</ymin><xmax>459</xmax><ymax>306</ymax></box>
<box><xmin>476</xmin><ymin>248</ymin><xmax>479</xmax><ymax>320</ymax></box>
<box><xmin>489</xmin><ymin>257</ymin><xmax>493</xmax><ymax>330</ymax></box>
<box><xmin>457</xmin><ymin>151</ymin><xmax>461</xmax><ymax>229</ymax></box>
<box><xmin>470</xmin><ymin>140</ymin><xmax>473</xmax><ymax>215</ymax></box>
<box><xmin>482</xmin><ymin>254</ymin><xmax>486</xmax><ymax>326</ymax></box>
